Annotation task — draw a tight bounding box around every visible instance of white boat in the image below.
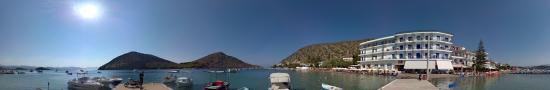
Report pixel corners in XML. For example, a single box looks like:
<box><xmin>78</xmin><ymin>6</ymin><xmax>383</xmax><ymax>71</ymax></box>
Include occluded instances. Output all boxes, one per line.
<box><xmin>322</xmin><ymin>83</ymin><xmax>343</xmax><ymax>90</ymax></box>
<box><xmin>176</xmin><ymin>77</ymin><xmax>193</xmax><ymax>87</ymax></box>
<box><xmin>162</xmin><ymin>74</ymin><xmax>177</xmax><ymax>84</ymax></box>
<box><xmin>67</xmin><ymin>77</ymin><xmax>106</xmax><ymax>90</ymax></box>
<box><xmin>269</xmin><ymin>73</ymin><xmax>291</xmax><ymax>90</ymax></box>
<box><xmin>238</xmin><ymin>87</ymin><xmax>250</xmax><ymax>90</ymax></box>
<box><xmin>169</xmin><ymin>70</ymin><xmax>179</xmax><ymax>73</ymax></box>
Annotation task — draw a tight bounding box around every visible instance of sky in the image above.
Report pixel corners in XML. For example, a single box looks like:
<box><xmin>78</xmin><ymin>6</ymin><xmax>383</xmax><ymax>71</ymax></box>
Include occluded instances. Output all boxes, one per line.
<box><xmin>1</xmin><ymin>0</ymin><xmax>550</xmax><ymax>67</ymax></box>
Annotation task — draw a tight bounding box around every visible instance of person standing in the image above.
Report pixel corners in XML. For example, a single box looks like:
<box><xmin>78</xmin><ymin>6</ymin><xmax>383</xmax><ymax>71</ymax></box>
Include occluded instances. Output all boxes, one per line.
<box><xmin>139</xmin><ymin>71</ymin><xmax>144</xmax><ymax>89</ymax></box>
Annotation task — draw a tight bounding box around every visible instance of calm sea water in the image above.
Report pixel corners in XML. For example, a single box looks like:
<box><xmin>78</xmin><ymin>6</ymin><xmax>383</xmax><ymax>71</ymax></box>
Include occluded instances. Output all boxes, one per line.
<box><xmin>0</xmin><ymin>69</ymin><xmax>549</xmax><ymax>90</ymax></box>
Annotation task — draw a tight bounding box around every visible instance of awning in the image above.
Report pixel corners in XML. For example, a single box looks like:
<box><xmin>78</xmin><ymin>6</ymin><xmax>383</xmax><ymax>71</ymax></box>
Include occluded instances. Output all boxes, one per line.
<box><xmin>436</xmin><ymin>61</ymin><xmax>453</xmax><ymax>70</ymax></box>
<box><xmin>404</xmin><ymin>61</ymin><xmax>435</xmax><ymax>69</ymax></box>
<box><xmin>404</xmin><ymin>61</ymin><xmax>453</xmax><ymax>70</ymax></box>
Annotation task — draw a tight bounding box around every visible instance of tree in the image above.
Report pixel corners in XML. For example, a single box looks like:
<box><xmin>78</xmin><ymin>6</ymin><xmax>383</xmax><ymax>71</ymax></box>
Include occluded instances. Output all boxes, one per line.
<box><xmin>474</xmin><ymin>40</ymin><xmax>488</xmax><ymax>72</ymax></box>
<box><xmin>352</xmin><ymin>54</ymin><xmax>360</xmax><ymax>65</ymax></box>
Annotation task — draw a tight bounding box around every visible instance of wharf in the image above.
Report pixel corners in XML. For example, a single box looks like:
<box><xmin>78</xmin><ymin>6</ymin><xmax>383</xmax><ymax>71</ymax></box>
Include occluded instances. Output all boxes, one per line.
<box><xmin>379</xmin><ymin>79</ymin><xmax>437</xmax><ymax>90</ymax></box>
<box><xmin>113</xmin><ymin>83</ymin><xmax>172</xmax><ymax>90</ymax></box>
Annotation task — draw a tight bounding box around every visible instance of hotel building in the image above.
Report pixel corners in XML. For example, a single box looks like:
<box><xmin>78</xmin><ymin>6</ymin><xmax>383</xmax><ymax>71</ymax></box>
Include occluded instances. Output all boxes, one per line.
<box><xmin>358</xmin><ymin>31</ymin><xmax>454</xmax><ymax>72</ymax></box>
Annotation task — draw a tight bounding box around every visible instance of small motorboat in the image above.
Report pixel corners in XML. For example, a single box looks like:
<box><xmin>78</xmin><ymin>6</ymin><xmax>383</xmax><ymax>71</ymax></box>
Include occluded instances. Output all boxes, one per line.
<box><xmin>17</xmin><ymin>71</ymin><xmax>25</xmax><ymax>74</ymax></box>
<box><xmin>67</xmin><ymin>77</ymin><xmax>106</xmax><ymax>90</ymax></box>
<box><xmin>169</xmin><ymin>70</ymin><xmax>179</xmax><ymax>73</ymax></box>
<box><xmin>238</xmin><ymin>87</ymin><xmax>250</xmax><ymax>90</ymax></box>
<box><xmin>162</xmin><ymin>74</ymin><xmax>177</xmax><ymax>84</ymax></box>
<box><xmin>176</xmin><ymin>77</ymin><xmax>193</xmax><ymax>87</ymax></box>
<box><xmin>204</xmin><ymin>80</ymin><xmax>230</xmax><ymax>90</ymax></box>
<box><xmin>110</xmin><ymin>78</ymin><xmax>123</xmax><ymax>86</ymax></box>
<box><xmin>321</xmin><ymin>83</ymin><xmax>343</xmax><ymax>90</ymax></box>
<box><xmin>37</xmin><ymin>70</ymin><xmax>43</xmax><ymax>73</ymax></box>
<box><xmin>269</xmin><ymin>73</ymin><xmax>291</xmax><ymax>90</ymax></box>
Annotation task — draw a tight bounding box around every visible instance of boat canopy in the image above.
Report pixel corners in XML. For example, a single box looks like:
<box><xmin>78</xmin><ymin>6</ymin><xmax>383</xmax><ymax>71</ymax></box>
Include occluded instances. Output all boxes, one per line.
<box><xmin>270</xmin><ymin>73</ymin><xmax>290</xmax><ymax>83</ymax></box>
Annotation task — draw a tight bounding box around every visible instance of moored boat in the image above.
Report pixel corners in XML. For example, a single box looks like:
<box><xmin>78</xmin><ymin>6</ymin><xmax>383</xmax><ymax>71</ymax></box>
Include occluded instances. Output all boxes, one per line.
<box><xmin>321</xmin><ymin>83</ymin><xmax>343</xmax><ymax>90</ymax></box>
<box><xmin>269</xmin><ymin>73</ymin><xmax>291</xmax><ymax>90</ymax></box>
<box><xmin>176</xmin><ymin>77</ymin><xmax>193</xmax><ymax>87</ymax></box>
<box><xmin>67</xmin><ymin>77</ymin><xmax>106</xmax><ymax>90</ymax></box>
<box><xmin>204</xmin><ymin>80</ymin><xmax>230</xmax><ymax>90</ymax></box>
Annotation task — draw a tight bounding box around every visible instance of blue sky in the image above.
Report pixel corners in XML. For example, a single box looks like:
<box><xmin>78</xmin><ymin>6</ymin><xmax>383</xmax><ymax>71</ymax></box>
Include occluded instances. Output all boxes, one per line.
<box><xmin>1</xmin><ymin>0</ymin><xmax>549</xmax><ymax>67</ymax></box>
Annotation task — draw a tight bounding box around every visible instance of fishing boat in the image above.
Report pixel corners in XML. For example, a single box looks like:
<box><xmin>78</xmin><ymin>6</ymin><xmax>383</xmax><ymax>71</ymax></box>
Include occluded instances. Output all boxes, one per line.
<box><xmin>204</xmin><ymin>80</ymin><xmax>230</xmax><ymax>90</ymax></box>
<box><xmin>321</xmin><ymin>83</ymin><xmax>343</xmax><ymax>90</ymax></box>
<box><xmin>176</xmin><ymin>77</ymin><xmax>192</xmax><ymax>87</ymax></box>
<box><xmin>269</xmin><ymin>73</ymin><xmax>291</xmax><ymax>90</ymax></box>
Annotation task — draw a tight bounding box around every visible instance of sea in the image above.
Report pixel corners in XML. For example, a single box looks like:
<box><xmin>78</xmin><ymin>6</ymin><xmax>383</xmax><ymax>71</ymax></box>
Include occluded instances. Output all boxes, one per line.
<box><xmin>0</xmin><ymin>69</ymin><xmax>549</xmax><ymax>90</ymax></box>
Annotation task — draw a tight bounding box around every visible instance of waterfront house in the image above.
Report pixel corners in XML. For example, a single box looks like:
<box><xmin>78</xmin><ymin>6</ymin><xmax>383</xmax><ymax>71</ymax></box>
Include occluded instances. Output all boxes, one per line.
<box><xmin>358</xmin><ymin>31</ymin><xmax>454</xmax><ymax>73</ymax></box>
<box><xmin>450</xmin><ymin>45</ymin><xmax>476</xmax><ymax>72</ymax></box>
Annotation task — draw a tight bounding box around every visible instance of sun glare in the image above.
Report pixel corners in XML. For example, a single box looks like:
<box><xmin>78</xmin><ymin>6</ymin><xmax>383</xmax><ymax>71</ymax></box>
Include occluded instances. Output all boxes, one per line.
<box><xmin>74</xmin><ymin>2</ymin><xmax>102</xmax><ymax>20</ymax></box>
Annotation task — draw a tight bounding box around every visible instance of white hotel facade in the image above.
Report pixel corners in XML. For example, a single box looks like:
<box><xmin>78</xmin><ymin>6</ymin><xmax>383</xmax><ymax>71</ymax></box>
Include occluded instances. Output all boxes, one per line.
<box><xmin>358</xmin><ymin>31</ymin><xmax>454</xmax><ymax>72</ymax></box>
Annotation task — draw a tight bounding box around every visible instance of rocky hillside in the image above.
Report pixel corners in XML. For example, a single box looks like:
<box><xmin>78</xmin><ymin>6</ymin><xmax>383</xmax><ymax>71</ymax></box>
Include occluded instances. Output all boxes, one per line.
<box><xmin>178</xmin><ymin>52</ymin><xmax>260</xmax><ymax>68</ymax></box>
<box><xmin>98</xmin><ymin>51</ymin><xmax>178</xmax><ymax>70</ymax></box>
<box><xmin>278</xmin><ymin>39</ymin><xmax>371</xmax><ymax>65</ymax></box>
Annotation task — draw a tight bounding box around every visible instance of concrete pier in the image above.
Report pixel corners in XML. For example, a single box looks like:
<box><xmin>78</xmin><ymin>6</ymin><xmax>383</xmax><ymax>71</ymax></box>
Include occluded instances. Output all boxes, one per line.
<box><xmin>113</xmin><ymin>83</ymin><xmax>172</xmax><ymax>90</ymax></box>
<box><xmin>379</xmin><ymin>79</ymin><xmax>438</xmax><ymax>90</ymax></box>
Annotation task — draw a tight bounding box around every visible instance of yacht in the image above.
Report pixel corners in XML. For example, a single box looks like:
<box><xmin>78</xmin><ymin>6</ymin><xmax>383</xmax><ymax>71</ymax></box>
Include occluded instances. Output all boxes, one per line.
<box><xmin>269</xmin><ymin>73</ymin><xmax>291</xmax><ymax>90</ymax></box>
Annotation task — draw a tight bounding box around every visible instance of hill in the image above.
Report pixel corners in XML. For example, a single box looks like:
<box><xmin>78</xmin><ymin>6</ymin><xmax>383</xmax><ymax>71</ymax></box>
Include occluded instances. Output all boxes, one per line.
<box><xmin>276</xmin><ymin>39</ymin><xmax>371</xmax><ymax>67</ymax></box>
<box><xmin>178</xmin><ymin>52</ymin><xmax>260</xmax><ymax>68</ymax></box>
<box><xmin>98</xmin><ymin>51</ymin><xmax>178</xmax><ymax>70</ymax></box>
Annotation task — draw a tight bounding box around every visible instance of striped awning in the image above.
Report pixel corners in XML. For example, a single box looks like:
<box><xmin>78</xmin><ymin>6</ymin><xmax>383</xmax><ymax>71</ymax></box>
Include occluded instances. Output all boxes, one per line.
<box><xmin>404</xmin><ymin>61</ymin><xmax>453</xmax><ymax>70</ymax></box>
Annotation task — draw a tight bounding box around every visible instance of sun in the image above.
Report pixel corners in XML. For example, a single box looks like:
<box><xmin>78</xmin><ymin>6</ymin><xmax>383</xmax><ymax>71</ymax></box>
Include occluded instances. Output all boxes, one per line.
<box><xmin>74</xmin><ymin>2</ymin><xmax>102</xmax><ymax>20</ymax></box>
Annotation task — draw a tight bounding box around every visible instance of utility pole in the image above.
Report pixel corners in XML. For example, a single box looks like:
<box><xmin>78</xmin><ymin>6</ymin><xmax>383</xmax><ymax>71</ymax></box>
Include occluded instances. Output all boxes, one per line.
<box><xmin>426</xmin><ymin>35</ymin><xmax>431</xmax><ymax>80</ymax></box>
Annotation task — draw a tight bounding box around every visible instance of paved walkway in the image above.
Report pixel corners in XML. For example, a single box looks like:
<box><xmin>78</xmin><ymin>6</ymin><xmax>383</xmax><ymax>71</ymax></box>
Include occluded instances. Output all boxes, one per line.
<box><xmin>379</xmin><ymin>79</ymin><xmax>438</xmax><ymax>90</ymax></box>
<box><xmin>113</xmin><ymin>83</ymin><xmax>172</xmax><ymax>90</ymax></box>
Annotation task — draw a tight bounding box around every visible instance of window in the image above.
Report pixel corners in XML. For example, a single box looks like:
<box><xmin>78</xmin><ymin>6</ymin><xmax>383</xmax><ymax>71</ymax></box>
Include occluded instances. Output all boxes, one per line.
<box><xmin>425</xmin><ymin>36</ymin><xmax>429</xmax><ymax>40</ymax></box>
<box><xmin>436</xmin><ymin>36</ymin><xmax>441</xmax><ymax>41</ymax></box>
<box><xmin>425</xmin><ymin>44</ymin><xmax>429</xmax><ymax>49</ymax></box>
<box><xmin>392</xmin><ymin>54</ymin><xmax>396</xmax><ymax>59</ymax></box>
<box><xmin>445</xmin><ymin>54</ymin><xmax>449</xmax><ymax>59</ymax></box>
<box><xmin>417</xmin><ymin>36</ymin><xmax>422</xmax><ymax>40</ymax></box>
<box><xmin>408</xmin><ymin>53</ymin><xmax>413</xmax><ymax>59</ymax></box>
<box><xmin>400</xmin><ymin>45</ymin><xmax>404</xmax><ymax>50</ymax></box>
<box><xmin>445</xmin><ymin>45</ymin><xmax>449</xmax><ymax>50</ymax></box>
<box><xmin>408</xmin><ymin>37</ymin><xmax>413</xmax><ymax>41</ymax></box>
<box><xmin>425</xmin><ymin>53</ymin><xmax>429</xmax><ymax>58</ymax></box>
<box><xmin>416</xmin><ymin>53</ymin><xmax>422</xmax><ymax>59</ymax></box>
<box><xmin>436</xmin><ymin>53</ymin><xmax>440</xmax><ymax>59</ymax></box>
<box><xmin>436</xmin><ymin>44</ymin><xmax>441</xmax><ymax>49</ymax></box>
<box><xmin>407</xmin><ymin>45</ymin><xmax>413</xmax><ymax>50</ymax></box>
<box><xmin>416</xmin><ymin>44</ymin><xmax>421</xmax><ymax>49</ymax></box>
<box><xmin>399</xmin><ymin>54</ymin><xmax>404</xmax><ymax>59</ymax></box>
<box><xmin>445</xmin><ymin>38</ymin><xmax>449</xmax><ymax>41</ymax></box>
<box><xmin>399</xmin><ymin>37</ymin><xmax>404</xmax><ymax>42</ymax></box>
